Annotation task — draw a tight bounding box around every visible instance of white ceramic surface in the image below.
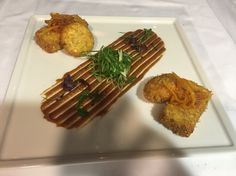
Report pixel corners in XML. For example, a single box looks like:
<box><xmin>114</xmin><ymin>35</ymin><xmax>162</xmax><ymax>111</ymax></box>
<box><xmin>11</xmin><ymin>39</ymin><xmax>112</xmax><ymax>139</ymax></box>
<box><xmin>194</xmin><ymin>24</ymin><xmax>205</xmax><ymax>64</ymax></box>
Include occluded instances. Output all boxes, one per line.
<box><xmin>0</xmin><ymin>16</ymin><xmax>235</xmax><ymax>167</ymax></box>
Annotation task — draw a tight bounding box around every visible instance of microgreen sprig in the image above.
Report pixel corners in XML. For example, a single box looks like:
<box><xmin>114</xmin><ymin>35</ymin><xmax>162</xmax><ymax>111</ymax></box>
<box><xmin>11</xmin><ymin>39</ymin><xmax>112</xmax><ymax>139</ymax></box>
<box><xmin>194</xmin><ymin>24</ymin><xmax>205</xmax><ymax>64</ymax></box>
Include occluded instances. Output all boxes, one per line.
<box><xmin>140</xmin><ymin>28</ymin><xmax>152</xmax><ymax>42</ymax></box>
<box><xmin>76</xmin><ymin>90</ymin><xmax>103</xmax><ymax>117</ymax></box>
<box><xmin>76</xmin><ymin>90</ymin><xmax>90</xmax><ymax>117</ymax></box>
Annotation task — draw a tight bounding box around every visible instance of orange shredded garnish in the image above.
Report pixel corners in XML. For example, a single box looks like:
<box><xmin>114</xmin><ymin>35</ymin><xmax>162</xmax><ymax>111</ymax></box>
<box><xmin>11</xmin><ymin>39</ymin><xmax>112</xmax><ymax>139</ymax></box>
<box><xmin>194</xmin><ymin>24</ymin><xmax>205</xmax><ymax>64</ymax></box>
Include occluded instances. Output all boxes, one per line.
<box><xmin>163</xmin><ymin>73</ymin><xmax>196</xmax><ymax>108</ymax></box>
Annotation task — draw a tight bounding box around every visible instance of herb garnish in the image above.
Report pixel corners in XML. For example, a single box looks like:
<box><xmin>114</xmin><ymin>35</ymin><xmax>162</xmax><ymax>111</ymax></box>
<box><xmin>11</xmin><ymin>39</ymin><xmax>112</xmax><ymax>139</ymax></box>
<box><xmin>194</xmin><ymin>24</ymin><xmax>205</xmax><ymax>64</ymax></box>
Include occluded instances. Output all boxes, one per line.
<box><xmin>77</xmin><ymin>107</ymin><xmax>89</xmax><ymax>117</ymax></box>
<box><xmin>90</xmin><ymin>47</ymin><xmax>133</xmax><ymax>88</ymax></box>
<box><xmin>76</xmin><ymin>90</ymin><xmax>103</xmax><ymax>117</ymax></box>
<box><xmin>140</xmin><ymin>28</ymin><xmax>152</xmax><ymax>42</ymax></box>
<box><xmin>76</xmin><ymin>90</ymin><xmax>90</xmax><ymax>117</ymax></box>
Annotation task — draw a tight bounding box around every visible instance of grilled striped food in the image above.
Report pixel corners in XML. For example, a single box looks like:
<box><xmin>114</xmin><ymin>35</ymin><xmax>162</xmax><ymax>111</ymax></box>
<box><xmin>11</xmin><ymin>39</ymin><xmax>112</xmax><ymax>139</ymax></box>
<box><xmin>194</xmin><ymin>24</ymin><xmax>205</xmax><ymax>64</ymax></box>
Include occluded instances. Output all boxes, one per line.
<box><xmin>41</xmin><ymin>29</ymin><xmax>165</xmax><ymax>129</ymax></box>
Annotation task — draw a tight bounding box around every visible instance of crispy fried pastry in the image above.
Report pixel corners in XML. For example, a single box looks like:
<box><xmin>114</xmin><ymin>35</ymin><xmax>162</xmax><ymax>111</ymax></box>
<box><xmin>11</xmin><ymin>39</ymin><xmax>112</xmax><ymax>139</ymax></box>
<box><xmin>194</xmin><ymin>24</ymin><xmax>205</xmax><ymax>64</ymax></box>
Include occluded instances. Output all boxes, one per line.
<box><xmin>61</xmin><ymin>22</ymin><xmax>94</xmax><ymax>57</ymax></box>
<box><xmin>143</xmin><ymin>73</ymin><xmax>212</xmax><ymax>137</ymax></box>
<box><xmin>41</xmin><ymin>29</ymin><xmax>165</xmax><ymax>129</ymax></box>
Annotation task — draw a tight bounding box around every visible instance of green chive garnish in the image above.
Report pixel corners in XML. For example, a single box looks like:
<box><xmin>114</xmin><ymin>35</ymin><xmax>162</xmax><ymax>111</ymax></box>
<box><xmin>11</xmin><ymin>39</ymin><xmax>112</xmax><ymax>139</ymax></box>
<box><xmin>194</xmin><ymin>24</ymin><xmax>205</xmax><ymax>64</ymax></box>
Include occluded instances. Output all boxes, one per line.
<box><xmin>76</xmin><ymin>90</ymin><xmax>103</xmax><ymax>117</ymax></box>
<box><xmin>76</xmin><ymin>90</ymin><xmax>90</xmax><ymax>117</ymax></box>
<box><xmin>90</xmin><ymin>47</ymin><xmax>133</xmax><ymax>88</ymax></box>
<box><xmin>140</xmin><ymin>28</ymin><xmax>152</xmax><ymax>42</ymax></box>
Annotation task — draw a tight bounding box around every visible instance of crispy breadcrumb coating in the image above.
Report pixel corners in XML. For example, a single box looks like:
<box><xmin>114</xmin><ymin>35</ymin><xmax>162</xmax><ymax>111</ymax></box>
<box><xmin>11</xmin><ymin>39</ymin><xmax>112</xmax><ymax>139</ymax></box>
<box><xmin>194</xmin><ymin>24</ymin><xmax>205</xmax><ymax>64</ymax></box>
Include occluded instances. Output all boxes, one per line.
<box><xmin>35</xmin><ymin>26</ymin><xmax>62</xmax><ymax>53</ymax></box>
<box><xmin>143</xmin><ymin>73</ymin><xmax>212</xmax><ymax>137</ymax></box>
<box><xmin>34</xmin><ymin>13</ymin><xmax>94</xmax><ymax>56</ymax></box>
<box><xmin>61</xmin><ymin>22</ymin><xmax>94</xmax><ymax>57</ymax></box>
<box><xmin>159</xmin><ymin>86</ymin><xmax>211</xmax><ymax>137</ymax></box>
<box><xmin>143</xmin><ymin>73</ymin><xmax>176</xmax><ymax>103</ymax></box>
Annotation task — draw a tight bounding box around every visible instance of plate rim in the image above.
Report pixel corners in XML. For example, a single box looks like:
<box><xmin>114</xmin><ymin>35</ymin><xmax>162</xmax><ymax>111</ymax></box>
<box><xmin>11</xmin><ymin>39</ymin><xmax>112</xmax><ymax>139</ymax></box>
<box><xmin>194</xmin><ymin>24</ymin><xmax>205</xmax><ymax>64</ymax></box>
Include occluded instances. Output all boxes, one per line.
<box><xmin>0</xmin><ymin>15</ymin><xmax>236</xmax><ymax>168</ymax></box>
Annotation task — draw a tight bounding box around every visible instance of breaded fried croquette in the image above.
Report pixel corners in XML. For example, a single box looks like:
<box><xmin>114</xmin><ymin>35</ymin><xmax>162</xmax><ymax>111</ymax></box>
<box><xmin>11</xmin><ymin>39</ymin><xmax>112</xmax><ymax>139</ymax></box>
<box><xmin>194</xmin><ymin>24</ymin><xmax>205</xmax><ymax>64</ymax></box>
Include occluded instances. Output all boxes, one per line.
<box><xmin>35</xmin><ymin>26</ymin><xmax>61</xmax><ymax>53</ymax></box>
<box><xmin>143</xmin><ymin>73</ymin><xmax>177</xmax><ymax>103</ymax></box>
<box><xmin>34</xmin><ymin>13</ymin><xmax>94</xmax><ymax>55</ymax></box>
<box><xmin>159</xmin><ymin>83</ymin><xmax>212</xmax><ymax>137</ymax></box>
<box><xmin>61</xmin><ymin>22</ymin><xmax>94</xmax><ymax>57</ymax></box>
<box><xmin>159</xmin><ymin>104</ymin><xmax>200</xmax><ymax>137</ymax></box>
<box><xmin>45</xmin><ymin>13</ymin><xmax>88</xmax><ymax>28</ymax></box>
<box><xmin>143</xmin><ymin>73</ymin><xmax>212</xmax><ymax>137</ymax></box>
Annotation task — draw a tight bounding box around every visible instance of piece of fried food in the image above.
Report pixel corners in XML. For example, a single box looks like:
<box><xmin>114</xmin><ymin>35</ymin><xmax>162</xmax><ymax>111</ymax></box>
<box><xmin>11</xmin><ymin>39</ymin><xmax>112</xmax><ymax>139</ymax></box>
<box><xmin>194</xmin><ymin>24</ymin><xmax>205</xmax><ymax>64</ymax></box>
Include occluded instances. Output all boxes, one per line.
<box><xmin>35</xmin><ymin>13</ymin><xmax>93</xmax><ymax>55</ymax></box>
<box><xmin>143</xmin><ymin>73</ymin><xmax>177</xmax><ymax>103</ymax></box>
<box><xmin>159</xmin><ymin>84</ymin><xmax>211</xmax><ymax>137</ymax></box>
<box><xmin>61</xmin><ymin>22</ymin><xmax>94</xmax><ymax>57</ymax></box>
<box><xmin>143</xmin><ymin>73</ymin><xmax>212</xmax><ymax>137</ymax></box>
<box><xmin>35</xmin><ymin>26</ymin><xmax>62</xmax><ymax>53</ymax></box>
<box><xmin>45</xmin><ymin>13</ymin><xmax>88</xmax><ymax>28</ymax></box>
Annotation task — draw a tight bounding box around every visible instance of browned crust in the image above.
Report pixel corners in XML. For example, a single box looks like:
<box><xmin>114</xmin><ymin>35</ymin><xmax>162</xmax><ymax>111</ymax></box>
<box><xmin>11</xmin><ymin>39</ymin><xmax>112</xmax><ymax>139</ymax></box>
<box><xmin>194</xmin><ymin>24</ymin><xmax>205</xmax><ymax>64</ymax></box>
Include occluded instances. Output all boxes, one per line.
<box><xmin>143</xmin><ymin>73</ymin><xmax>176</xmax><ymax>103</ymax></box>
<box><xmin>35</xmin><ymin>13</ymin><xmax>92</xmax><ymax>55</ymax></box>
<box><xmin>144</xmin><ymin>73</ymin><xmax>212</xmax><ymax>137</ymax></box>
<box><xmin>158</xmin><ymin>104</ymin><xmax>199</xmax><ymax>137</ymax></box>
<box><xmin>61</xmin><ymin>22</ymin><xmax>94</xmax><ymax>57</ymax></box>
<box><xmin>35</xmin><ymin>26</ymin><xmax>62</xmax><ymax>53</ymax></box>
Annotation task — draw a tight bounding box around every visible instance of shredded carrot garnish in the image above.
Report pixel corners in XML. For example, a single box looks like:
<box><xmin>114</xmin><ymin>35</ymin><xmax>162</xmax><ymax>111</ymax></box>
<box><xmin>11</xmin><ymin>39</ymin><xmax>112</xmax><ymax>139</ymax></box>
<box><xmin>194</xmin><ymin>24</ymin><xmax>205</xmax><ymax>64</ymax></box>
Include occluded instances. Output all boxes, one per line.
<box><xmin>163</xmin><ymin>73</ymin><xmax>196</xmax><ymax>108</ymax></box>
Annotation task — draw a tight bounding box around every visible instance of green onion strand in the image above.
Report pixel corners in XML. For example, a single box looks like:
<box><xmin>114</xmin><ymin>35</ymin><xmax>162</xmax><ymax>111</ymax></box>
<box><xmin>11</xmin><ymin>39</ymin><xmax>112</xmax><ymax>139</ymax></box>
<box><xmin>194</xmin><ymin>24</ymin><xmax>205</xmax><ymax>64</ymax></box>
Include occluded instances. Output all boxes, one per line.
<box><xmin>89</xmin><ymin>47</ymin><xmax>133</xmax><ymax>88</ymax></box>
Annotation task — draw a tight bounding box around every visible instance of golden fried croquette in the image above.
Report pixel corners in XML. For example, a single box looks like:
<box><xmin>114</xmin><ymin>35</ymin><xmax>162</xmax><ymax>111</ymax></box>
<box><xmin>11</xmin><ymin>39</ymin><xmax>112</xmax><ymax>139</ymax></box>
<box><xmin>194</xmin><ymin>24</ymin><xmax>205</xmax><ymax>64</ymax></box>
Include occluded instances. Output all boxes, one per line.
<box><xmin>143</xmin><ymin>73</ymin><xmax>177</xmax><ymax>103</ymax></box>
<box><xmin>35</xmin><ymin>26</ymin><xmax>62</xmax><ymax>53</ymax></box>
<box><xmin>34</xmin><ymin>13</ymin><xmax>93</xmax><ymax>55</ymax></box>
<box><xmin>143</xmin><ymin>73</ymin><xmax>212</xmax><ymax>137</ymax></box>
<box><xmin>159</xmin><ymin>85</ymin><xmax>211</xmax><ymax>137</ymax></box>
<box><xmin>45</xmin><ymin>13</ymin><xmax>88</xmax><ymax>28</ymax></box>
<box><xmin>159</xmin><ymin>104</ymin><xmax>200</xmax><ymax>137</ymax></box>
<box><xmin>61</xmin><ymin>22</ymin><xmax>94</xmax><ymax>57</ymax></box>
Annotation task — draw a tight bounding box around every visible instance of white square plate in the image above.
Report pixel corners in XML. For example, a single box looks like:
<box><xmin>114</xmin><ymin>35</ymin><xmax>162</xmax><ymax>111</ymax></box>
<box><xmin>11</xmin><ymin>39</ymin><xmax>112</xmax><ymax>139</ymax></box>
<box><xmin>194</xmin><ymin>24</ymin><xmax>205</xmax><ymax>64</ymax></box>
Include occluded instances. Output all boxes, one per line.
<box><xmin>0</xmin><ymin>16</ymin><xmax>236</xmax><ymax>167</ymax></box>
